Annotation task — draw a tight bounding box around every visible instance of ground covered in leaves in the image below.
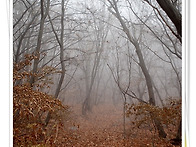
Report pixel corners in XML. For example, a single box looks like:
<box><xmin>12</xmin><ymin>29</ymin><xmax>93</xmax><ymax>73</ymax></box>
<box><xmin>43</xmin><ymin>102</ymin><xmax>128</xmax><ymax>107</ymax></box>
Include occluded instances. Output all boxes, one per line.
<box><xmin>58</xmin><ymin>104</ymin><xmax>180</xmax><ymax>147</ymax></box>
<box><xmin>13</xmin><ymin>55</ymin><xmax>181</xmax><ymax>146</ymax></box>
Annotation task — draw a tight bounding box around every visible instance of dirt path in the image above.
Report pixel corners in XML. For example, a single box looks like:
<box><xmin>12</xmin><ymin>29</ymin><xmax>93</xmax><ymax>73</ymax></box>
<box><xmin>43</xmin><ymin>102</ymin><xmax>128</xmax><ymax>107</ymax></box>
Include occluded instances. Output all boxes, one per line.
<box><xmin>64</xmin><ymin>104</ymin><xmax>145</xmax><ymax>147</ymax></box>
<box><xmin>62</xmin><ymin>104</ymin><xmax>177</xmax><ymax>147</ymax></box>
<box><xmin>74</xmin><ymin>105</ymin><xmax>125</xmax><ymax>146</ymax></box>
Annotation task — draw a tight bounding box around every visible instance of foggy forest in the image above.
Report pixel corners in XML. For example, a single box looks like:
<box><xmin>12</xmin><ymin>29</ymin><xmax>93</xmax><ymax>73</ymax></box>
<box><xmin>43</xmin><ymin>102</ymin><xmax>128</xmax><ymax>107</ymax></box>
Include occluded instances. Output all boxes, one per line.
<box><xmin>13</xmin><ymin>0</ymin><xmax>182</xmax><ymax>146</ymax></box>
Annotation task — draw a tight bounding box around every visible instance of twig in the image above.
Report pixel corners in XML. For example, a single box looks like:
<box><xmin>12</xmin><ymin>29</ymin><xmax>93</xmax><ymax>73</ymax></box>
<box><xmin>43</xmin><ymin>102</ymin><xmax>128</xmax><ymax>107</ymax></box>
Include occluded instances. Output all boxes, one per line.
<box><xmin>54</xmin><ymin>123</ymin><xmax>59</xmax><ymax>143</ymax></box>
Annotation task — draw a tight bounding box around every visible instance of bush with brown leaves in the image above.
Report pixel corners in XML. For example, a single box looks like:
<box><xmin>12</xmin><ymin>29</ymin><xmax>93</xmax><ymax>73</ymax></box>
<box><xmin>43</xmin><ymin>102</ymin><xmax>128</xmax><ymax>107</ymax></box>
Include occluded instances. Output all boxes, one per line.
<box><xmin>126</xmin><ymin>99</ymin><xmax>181</xmax><ymax>137</ymax></box>
<box><xmin>13</xmin><ymin>54</ymin><xmax>70</xmax><ymax>146</ymax></box>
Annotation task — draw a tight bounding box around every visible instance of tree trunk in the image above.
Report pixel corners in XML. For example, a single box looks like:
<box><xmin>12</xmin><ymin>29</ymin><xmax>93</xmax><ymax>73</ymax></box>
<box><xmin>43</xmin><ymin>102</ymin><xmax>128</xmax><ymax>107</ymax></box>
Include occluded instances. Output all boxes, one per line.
<box><xmin>15</xmin><ymin>14</ymin><xmax>37</xmax><ymax>63</ymax></box>
<box><xmin>82</xmin><ymin>30</ymin><xmax>107</xmax><ymax>115</ymax></box>
<box><xmin>82</xmin><ymin>91</ymin><xmax>92</xmax><ymax>115</ymax></box>
<box><xmin>155</xmin><ymin>0</ymin><xmax>182</xmax><ymax>139</ymax></box>
<box><xmin>155</xmin><ymin>0</ymin><xmax>181</xmax><ymax>36</ymax></box>
<box><xmin>109</xmin><ymin>0</ymin><xmax>167</xmax><ymax>138</ymax></box>
<box><xmin>134</xmin><ymin>42</ymin><xmax>155</xmax><ymax>105</ymax></box>
<box><xmin>152</xmin><ymin>80</ymin><xmax>164</xmax><ymax>106</ymax></box>
<box><xmin>54</xmin><ymin>0</ymin><xmax>65</xmax><ymax>98</ymax></box>
<box><xmin>30</xmin><ymin>0</ymin><xmax>50</xmax><ymax>86</ymax></box>
<box><xmin>176</xmin><ymin>120</ymin><xmax>181</xmax><ymax>140</ymax></box>
<box><xmin>134</xmin><ymin>42</ymin><xmax>167</xmax><ymax>138</ymax></box>
<box><xmin>82</xmin><ymin>63</ymin><xmax>92</xmax><ymax>115</ymax></box>
<box><xmin>45</xmin><ymin>0</ymin><xmax>65</xmax><ymax>126</ymax></box>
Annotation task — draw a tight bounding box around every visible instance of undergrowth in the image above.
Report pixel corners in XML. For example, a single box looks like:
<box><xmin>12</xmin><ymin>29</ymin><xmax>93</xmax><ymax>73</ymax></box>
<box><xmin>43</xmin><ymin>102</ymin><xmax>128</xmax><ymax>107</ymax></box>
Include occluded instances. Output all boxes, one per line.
<box><xmin>13</xmin><ymin>54</ymin><xmax>70</xmax><ymax>146</ymax></box>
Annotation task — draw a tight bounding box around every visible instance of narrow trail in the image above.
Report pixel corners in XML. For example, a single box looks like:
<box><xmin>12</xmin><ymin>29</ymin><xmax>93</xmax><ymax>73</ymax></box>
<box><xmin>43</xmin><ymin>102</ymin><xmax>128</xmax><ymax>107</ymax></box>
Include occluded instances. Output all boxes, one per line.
<box><xmin>69</xmin><ymin>104</ymin><xmax>129</xmax><ymax>147</ymax></box>
<box><xmin>62</xmin><ymin>104</ymin><xmax>178</xmax><ymax>147</ymax></box>
<box><xmin>76</xmin><ymin>105</ymin><xmax>124</xmax><ymax>146</ymax></box>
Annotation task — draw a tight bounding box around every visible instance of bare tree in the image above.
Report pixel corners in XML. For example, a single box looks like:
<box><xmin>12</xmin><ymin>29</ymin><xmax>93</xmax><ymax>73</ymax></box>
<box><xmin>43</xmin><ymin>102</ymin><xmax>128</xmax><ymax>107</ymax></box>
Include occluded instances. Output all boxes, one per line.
<box><xmin>30</xmin><ymin>0</ymin><xmax>50</xmax><ymax>86</ymax></box>
<box><xmin>52</xmin><ymin>0</ymin><xmax>67</xmax><ymax>98</ymax></box>
<box><xmin>81</xmin><ymin>29</ymin><xmax>109</xmax><ymax>115</ymax></box>
<box><xmin>151</xmin><ymin>0</ymin><xmax>182</xmax><ymax>140</ymax></box>
<box><xmin>78</xmin><ymin>4</ymin><xmax>110</xmax><ymax>115</ymax></box>
<box><xmin>13</xmin><ymin>1</ymin><xmax>38</xmax><ymax>63</ymax></box>
<box><xmin>107</xmin><ymin>0</ymin><xmax>167</xmax><ymax>138</ymax></box>
<box><xmin>13</xmin><ymin>0</ymin><xmax>182</xmax><ymax>143</ymax></box>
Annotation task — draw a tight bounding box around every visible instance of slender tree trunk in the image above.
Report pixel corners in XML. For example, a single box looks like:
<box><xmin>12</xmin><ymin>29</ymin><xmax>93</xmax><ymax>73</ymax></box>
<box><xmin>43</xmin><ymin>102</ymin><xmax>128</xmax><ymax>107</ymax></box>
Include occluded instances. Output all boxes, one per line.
<box><xmin>82</xmin><ymin>33</ymin><xmax>107</xmax><ymax>115</ymax></box>
<box><xmin>82</xmin><ymin>62</ymin><xmax>96</xmax><ymax>115</ymax></box>
<box><xmin>108</xmin><ymin>0</ymin><xmax>167</xmax><ymax>138</ymax></box>
<box><xmin>134</xmin><ymin>42</ymin><xmax>155</xmax><ymax>105</ymax></box>
<box><xmin>82</xmin><ymin>90</ymin><xmax>92</xmax><ymax>115</ymax></box>
<box><xmin>30</xmin><ymin>0</ymin><xmax>50</xmax><ymax>86</ymax></box>
<box><xmin>152</xmin><ymin>80</ymin><xmax>164</xmax><ymax>106</ymax></box>
<box><xmin>82</xmin><ymin>62</ymin><xmax>91</xmax><ymax>115</ymax></box>
<box><xmin>176</xmin><ymin>120</ymin><xmax>181</xmax><ymax>140</ymax></box>
<box><xmin>123</xmin><ymin>94</ymin><xmax>127</xmax><ymax>139</ymax></box>
<box><xmin>15</xmin><ymin>14</ymin><xmax>37</xmax><ymax>63</ymax></box>
<box><xmin>54</xmin><ymin>0</ymin><xmax>65</xmax><ymax>98</ymax></box>
<box><xmin>134</xmin><ymin>42</ymin><xmax>167</xmax><ymax>138</ymax></box>
<box><xmin>45</xmin><ymin>0</ymin><xmax>66</xmax><ymax>126</ymax></box>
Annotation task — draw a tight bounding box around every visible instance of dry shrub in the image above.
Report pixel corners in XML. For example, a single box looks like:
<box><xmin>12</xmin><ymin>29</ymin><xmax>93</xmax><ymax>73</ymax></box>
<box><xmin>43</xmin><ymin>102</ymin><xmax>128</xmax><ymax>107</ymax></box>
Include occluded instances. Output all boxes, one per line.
<box><xmin>126</xmin><ymin>99</ymin><xmax>181</xmax><ymax>137</ymax></box>
<box><xmin>13</xmin><ymin>54</ymin><xmax>70</xmax><ymax>146</ymax></box>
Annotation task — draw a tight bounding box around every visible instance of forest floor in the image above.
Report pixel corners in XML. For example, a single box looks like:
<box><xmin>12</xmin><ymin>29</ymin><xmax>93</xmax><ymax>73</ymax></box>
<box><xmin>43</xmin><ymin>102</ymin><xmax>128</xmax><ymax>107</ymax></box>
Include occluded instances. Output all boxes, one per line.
<box><xmin>58</xmin><ymin>104</ymin><xmax>180</xmax><ymax>147</ymax></box>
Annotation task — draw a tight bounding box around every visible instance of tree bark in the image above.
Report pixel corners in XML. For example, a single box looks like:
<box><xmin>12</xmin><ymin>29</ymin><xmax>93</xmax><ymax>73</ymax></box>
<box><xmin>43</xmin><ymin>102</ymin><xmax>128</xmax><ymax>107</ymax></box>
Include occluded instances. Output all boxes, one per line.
<box><xmin>156</xmin><ymin>0</ymin><xmax>182</xmax><ymax>138</ymax></box>
<box><xmin>54</xmin><ymin>0</ymin><xmax>66</xmax><ymax>98</ymax></box>
<box><xmin>134</xmin><ymin>42</ymin><xmax>155</xmax><ymax>105</ymax></box>
<box><xmin>30</xmin><ymin>0</ymin><xmax>50</xmax><ymax>86</ymax></box>
<box><xmin>135</xmin><ymin>42</ymin><xmax>167</xmax><ymax>138</ymax></box>
<box><xmin>155</xmin><ymin>0</ymin><xmax>181</xmax><ymax>36</ymax></box>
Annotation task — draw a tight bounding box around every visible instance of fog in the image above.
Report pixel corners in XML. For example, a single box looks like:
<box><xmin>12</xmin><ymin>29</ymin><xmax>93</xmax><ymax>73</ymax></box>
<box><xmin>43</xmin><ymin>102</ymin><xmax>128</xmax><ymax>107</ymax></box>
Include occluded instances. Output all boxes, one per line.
<box><xmin>13</xmin><ymin>0</ymin><xmax>182</xmax><ymax>145</ymax></box>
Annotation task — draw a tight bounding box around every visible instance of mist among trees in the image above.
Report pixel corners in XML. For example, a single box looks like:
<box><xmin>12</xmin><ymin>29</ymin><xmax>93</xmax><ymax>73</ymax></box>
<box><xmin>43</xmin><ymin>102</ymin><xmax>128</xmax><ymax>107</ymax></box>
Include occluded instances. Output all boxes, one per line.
<box><xmin>13</xmin><ymin>0</ymin><xmax>182</xmax><ymax>146</ymax></box>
